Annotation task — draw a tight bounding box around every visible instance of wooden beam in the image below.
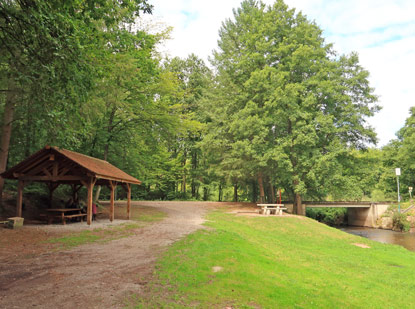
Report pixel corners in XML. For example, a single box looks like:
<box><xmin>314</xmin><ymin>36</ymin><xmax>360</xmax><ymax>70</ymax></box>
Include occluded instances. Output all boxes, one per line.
<box><xmin>127</xmin><ymin>183</ymin><xmax>131</xmax><ymax>220</ymax></box>
<box><xmin>96</xmin><ymin>174</ymin><xmax>141</xmax><ymax>185</ymax></box>
<box><xmin>19</xmin><ymin>175</ymin><xmax>88</xmax><ymax>181</ymax></box>
<box><xmin>23</xmin><ymin>160</ymin><xmax>52</xmax><ymax>177</ymax></box>
<box><xmin>86</xmin><ymin>177</ymin><xmax>97</xmax><ymax>225</ymax></box>
<box><xmin>109</xmin><ymin>181</ymin><xmax>116</xmax><ymax>222</ymax></box>
<box><xmin>52</xmin><ymin>161</ymin><xmax>58</xmax><ymax>177</ymax></box>
<box><xmin>48</xmin><ymin>182</ymin><xmax>60</xmax><ymax>191</ymax></box>
<box><xmin>120</xmin><ymin>183</ymin><xmax>128</xmax><ymax>192</ymax></box>
<box><xmin>16</xmin><ymin>180</ymin><xmax>24</xmax><ymax>217</ymax></box>
<box><xmin>71</xmin><ymin>183</ymin><xmax>82</xmax><ymax>193</ymax></box>
<box><xmin>20</xmin><ymin>154</ymin><xmax>50</xmax><ymax>174</ymax></box>
<box><xmin>59</xmin><ymin>167</ymin><xmax>70</xmax><ymax>176</ymax></box>
<box><xmin>47</xmin><ymin>182</ymin><xmax>60</xmax><ymax>208</ymax></box>
<box><xmin>42</xmin><ymin>168</ymin><xmax>52</xmax><ymax>177</ymax></box>
<box><xmin>71</xmin><ymin>184</ymin><xmax>82</xmax><ymax>202</ymax></box>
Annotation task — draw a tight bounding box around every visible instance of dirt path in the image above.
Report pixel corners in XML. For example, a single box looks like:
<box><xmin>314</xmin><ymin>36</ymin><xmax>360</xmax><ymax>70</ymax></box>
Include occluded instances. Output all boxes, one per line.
<box><xmin>0</xmin><ymin>201</ymin><xmax>219</xmax><ymax>308</ymax></box>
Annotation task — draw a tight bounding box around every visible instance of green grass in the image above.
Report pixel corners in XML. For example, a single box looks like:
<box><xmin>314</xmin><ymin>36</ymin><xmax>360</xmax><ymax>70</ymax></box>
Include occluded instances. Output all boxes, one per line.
<box><xmin>47</xmin><ymin>230</ymin><xmax>102</xmax><ymax>248</ymax></box>
<box><xmin>47</xmin><ymin>209</ymin><xmax>166</xmax><ymax>250</ymax></box>
<box><xmin>132</xmin><ymin>211</ymin><xmax>415</xmax><ymax>308</ymax></box>
<box><xmin>137</xmin><ymin>212</ymin><xmax>166</xmax><ymax>222</ymax></box>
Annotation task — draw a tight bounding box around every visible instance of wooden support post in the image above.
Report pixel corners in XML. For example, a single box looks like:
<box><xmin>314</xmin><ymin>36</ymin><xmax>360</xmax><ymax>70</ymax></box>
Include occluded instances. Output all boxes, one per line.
<box><xmin>86</xmin><ymin>178</ymin><xmax>96</xmax><ymax>225</ymax></box>
<box><xmin>47</xmin><ymin>183</ymin><xmax>60</xmax><ymax>208</ymax></box>
<box><xmin>49</xmin><ymin>185</ymin><xmax>53</xmax><ymax>208</ymax></box>
<box><xmin>16</xmin><ymin>180</ymin><xmax>24</xmax><ymax>217</ymax></box>
<box><xmin>71</xmin><ymin>184</ymin><xmax>82</xmax><ymax>203</ymax></box>
<box><xmin>127</xmin><ymin>183</ymin><xmax>131</xmax><ymax>220</ymax></box>
<box><xmin>109</xmin><ymin>181</ymin><xmax>116</xmax><ymax>222</ymax></box>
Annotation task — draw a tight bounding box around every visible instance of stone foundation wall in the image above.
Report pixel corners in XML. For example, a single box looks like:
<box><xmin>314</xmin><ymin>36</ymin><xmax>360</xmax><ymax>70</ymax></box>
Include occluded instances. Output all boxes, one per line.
<box><xmin>348</xmin><ymin>204</ymin><xmax>389</xmax><ymax>228</ymax></box>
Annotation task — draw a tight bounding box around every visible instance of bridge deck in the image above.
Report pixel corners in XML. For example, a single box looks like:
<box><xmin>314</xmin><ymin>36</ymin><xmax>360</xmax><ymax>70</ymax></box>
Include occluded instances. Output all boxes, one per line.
<box><xmin>306</xmin><ymin>204</ymin><xmax>371</xmax><ymax>208</ymax></box>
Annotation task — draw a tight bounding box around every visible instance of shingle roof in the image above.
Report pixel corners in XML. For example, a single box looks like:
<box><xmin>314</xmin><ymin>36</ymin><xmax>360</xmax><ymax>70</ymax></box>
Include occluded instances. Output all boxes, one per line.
<box><xmin>1</xmin><ymin>146</ymin><xmax>141</xmax><ymax>185</ymax></box>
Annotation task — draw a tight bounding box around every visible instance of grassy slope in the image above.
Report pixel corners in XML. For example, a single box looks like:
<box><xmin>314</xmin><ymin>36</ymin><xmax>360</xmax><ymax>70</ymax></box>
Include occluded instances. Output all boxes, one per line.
<box><xmin>136</xmin><ymin>211</ymin><xmax>415</xmax><ymax>308</ymax></box>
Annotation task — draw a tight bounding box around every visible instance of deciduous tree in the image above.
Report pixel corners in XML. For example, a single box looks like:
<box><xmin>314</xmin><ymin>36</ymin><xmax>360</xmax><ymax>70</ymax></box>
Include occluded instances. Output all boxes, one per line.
<box><xmin>209</xmin><ymin>0</ymin><xmax>379</xmax><ymax>213</ymax></box>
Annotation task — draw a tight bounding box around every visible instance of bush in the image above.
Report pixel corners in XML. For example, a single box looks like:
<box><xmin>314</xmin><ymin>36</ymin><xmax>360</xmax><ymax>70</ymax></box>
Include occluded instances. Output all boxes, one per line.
<box><xmin>392</xmin><ymin>212</ymin><xmax>410</xmax><ymax>232</ymax></box>
<box><xmin>370</xmin><ymin>189</ymin><xmax>386</xmax><ymax>202</ymax></box>
<box><xmin>306</xmin><ymin>207</ymin><xmax>347</xmax><ymax>226</ymax></box>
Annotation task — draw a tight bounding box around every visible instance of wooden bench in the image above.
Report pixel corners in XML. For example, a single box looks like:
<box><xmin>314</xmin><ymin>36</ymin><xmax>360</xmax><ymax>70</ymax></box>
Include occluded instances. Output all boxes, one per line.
<box><xmin>257</xmin><ymin>204</ymin><xmax>287</xmax><ymax>215</ymax></box>
<box><xmin>46</xmin><ymin>208</ymin><xmax>86</xmax><ymax>225</ymax></box>
<box><xmin>64</xmin><ymin>213</ymin><xmax>87</xmax><ymax>224</ymax></box>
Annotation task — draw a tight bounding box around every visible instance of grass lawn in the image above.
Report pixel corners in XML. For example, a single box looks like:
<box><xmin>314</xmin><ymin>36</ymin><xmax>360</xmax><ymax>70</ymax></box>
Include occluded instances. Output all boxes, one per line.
<box><xmin>133</xmin><ymin>211</ymin><xmax>415</xmax><ymax>308</ymax></box>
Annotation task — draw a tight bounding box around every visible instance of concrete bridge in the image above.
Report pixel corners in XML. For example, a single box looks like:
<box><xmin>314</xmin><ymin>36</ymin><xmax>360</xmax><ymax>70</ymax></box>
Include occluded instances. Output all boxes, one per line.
<box><xmin>284</xmin><ymin>202</ymin><xmax>392</xmax><ymax>227</ymax></box>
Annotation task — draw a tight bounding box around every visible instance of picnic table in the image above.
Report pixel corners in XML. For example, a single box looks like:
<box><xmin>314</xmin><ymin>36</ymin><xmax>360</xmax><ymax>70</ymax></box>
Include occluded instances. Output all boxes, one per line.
<box><xmin>46</xmin><ymin>208</ymin><xmax>87</xmax><ymax>225</ymax></box>
<box><xmin>257</xmin><ymin>204</ymin><xmax>287</xmax><ymax>215</ymax></box>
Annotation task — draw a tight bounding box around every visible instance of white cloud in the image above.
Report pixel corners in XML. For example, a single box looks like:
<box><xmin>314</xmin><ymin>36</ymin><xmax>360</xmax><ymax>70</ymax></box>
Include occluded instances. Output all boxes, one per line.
<box><xmin>144</xmin><ymin>0</ymin><xmax>415</xmax><ymax>146</ymax></box>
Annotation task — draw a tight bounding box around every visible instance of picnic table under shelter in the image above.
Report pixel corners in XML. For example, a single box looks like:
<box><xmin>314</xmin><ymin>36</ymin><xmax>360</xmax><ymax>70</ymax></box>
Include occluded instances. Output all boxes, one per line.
<box><xmin>1</xmin><ymin>145</ymin><xmax>141</xmax><ymax>225</ymax></box>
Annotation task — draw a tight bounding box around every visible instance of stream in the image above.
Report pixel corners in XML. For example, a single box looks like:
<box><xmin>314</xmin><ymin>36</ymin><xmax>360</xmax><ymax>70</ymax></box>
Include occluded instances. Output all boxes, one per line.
<box><xmin>340</xmin><ymin>226</ymin><xmax>415</xmax><ymax>252</ymax></box>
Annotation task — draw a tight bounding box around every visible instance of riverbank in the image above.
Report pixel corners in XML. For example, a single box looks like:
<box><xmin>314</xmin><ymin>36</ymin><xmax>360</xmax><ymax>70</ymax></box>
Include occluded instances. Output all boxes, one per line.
<box><xmin>376</xmin><ymin>204</ymin><xmax>415</xmax><ymax>232</ymax></box>
<box><xmin>132</xmin><ymin>210</ymin><xmax>415</xmax><ymax>307</ymax></box>
<box><xmin>341</xmin><ymin>226</ymin><xmax>415</xmax><ymax>251</ymax></box>
<box><xmin>305</xmin><ymin>204</ymin><xmax>415</xmax><ymax>232</ymax></box>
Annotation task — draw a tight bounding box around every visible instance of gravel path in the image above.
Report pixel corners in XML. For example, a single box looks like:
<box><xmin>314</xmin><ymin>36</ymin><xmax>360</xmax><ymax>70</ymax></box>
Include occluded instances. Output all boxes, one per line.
<box><xmin>0</xmin><ymin>201</ymin><xmax>216</xmax><ymax>308</ymax></box>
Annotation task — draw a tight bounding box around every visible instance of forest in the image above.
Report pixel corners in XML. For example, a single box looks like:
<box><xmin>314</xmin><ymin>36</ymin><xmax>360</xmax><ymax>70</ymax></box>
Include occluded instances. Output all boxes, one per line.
<box><xmin>1</xmin><ymin>0</ymin><xmax>414</xmax><ymax>215</ymax></box>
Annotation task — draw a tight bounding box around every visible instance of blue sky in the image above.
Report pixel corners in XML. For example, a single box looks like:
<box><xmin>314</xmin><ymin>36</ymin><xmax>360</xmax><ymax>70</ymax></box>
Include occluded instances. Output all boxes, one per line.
<box><xmin>145</xmin><ymin>0</ymin><xmax>415</xmax><ymax>146</ymax></box>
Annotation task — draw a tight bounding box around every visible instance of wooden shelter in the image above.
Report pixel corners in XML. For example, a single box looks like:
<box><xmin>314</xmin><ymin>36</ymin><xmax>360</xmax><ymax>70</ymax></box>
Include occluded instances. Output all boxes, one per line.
<box><xmin>1</xmin><ymin>146</ymin><xmax>141</xmax><ymax>225</ymax></box>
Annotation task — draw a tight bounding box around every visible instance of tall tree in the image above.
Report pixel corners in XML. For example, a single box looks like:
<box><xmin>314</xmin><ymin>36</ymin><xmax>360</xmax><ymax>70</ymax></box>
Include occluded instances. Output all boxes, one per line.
<box><xmin>0</xmin><ymin>0</ymin><xmax>152</xmax><ymax>202</ymax></box>
<box><xmin>380</xmin><ymin>107</ymin><xmax>415</xmax><ymax>199</ymax></box>
<box><xmin>162</xmin><ymin>54</ymin><xmax>212</xmax><ymax>198</ymax></box>
<box><xmin>208</xmin><ymin>0</ymin><xmax>379</xmax><ymax>213</ymax></box>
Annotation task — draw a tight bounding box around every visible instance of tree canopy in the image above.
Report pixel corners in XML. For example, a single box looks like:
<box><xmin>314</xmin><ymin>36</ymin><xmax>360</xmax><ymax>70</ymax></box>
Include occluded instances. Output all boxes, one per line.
<box><xmin>2</xmin><ymin>0</ymin><xmax>401</xmax><ymax>211</ymax></box>
<box><xmin>204</xmin><ymin>0</ymin><xmax>379</xmax><ymax>213</ymax></box>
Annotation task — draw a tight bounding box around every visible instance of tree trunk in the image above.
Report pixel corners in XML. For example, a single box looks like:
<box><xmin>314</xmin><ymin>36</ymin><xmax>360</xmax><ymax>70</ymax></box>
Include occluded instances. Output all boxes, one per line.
<box><xmin>182</xmin><ymin>150</ymin><xmax>187</xmax><ymax>194</ymax></box>
<box><xmin>182</xmin><ymin>173</ymin><xmax>186</xmax><ymax>193</ymax></box>
<box><xmin>191</xmin><ymin>150</ymin><xmax>197</xmax><ymax>198</ymax></box>
<box><xmin>293</xmin><ymin>192</ymin><xmax>304</xmax><ymax>216</ymax></box>
<box><xmin>203</xmin><ymin>186</ymin><xmax>209</xmax><ymax>201</ymax></box>
<box><xmin>233</xmin><ymin>183</ymin><xmax>238</xmax><ymax>202</ymax></box>
<box><xmin>269</xmin><ymin>182</ymin><xmax>276</xmax><ymax>203</ymax></box>
<box><xmin>218</xmin><ymin>183</ymin><xmax>223</xmax><ymax>202</ymax></box>
<box><xmin>94</xmin><ymin>106</ymin><xmax>115</xmax><ymax>202</ymax></box>
<box><xmin>251</xmin><ymin>180</ymin><xmax>258</xmax><ymax>203</ymax></box>
<box><xmin>195</xmin><ymin>183</ymin><xmax>200</xmax><ymax>200</ymax></box>
<box><xmin>191</xmin><ymin>180</ymin><xmax>196</xmax><ymax>197</ymax></box>
<box><xmin>25</xmin><ymin>98</ymin><xmax>33</xmax><ymax>157</ymax></box>
<box><xmin>0</xmin><ymin>76</ymin><xmax>18</xmax><ymax>205</ymax></box>
<box><xmin>257</xmin><ymin>173</ymin><xmax>265</xmax><ymax>203</ymax></box>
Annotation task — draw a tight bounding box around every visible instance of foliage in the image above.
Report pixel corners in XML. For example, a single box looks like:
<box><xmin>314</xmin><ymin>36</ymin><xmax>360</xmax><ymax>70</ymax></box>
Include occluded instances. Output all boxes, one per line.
<box><xmin>1</xmin><ymin>0</ymin><xmax>153</xmax><ymax>153</ymax></box>
<box><xmin>306</xmin><ymin>207</ymin><xmax>347</xmax><ymax>226</ymax></box>
<box><xmin>205</xmin><ymin>0</ymin><xmax>379</xmax><ymax>210</ymax></box>
<box><xmin>160</xmin><ymin>54</ymin><xmax>213</xmax><ymax>199</ymax></box>
<box><xmin>392</xmin><ymin>212</ymin><xmax>410</xmax><ymax>232</ymax></box>
<box><xmin>132</xmin><ymin>211</ymin><xmax>415</xmax><ymax>307</ymax></box>
<box><xmin>379</xmin><ymin>107</ymin><xmax>415</xmax><ymax>201</ymax></box>
<box><xmin>369</xmin><ymin>108</ymin><xmax>415</xmax><ymax>203</ymax></box>
<box><xmin>0</xmin><ymin>0</ymin><xmax>397</xmax><ymax>205</ymax></box>
<box><xmin>370</xmin><ymin>189</ymin><xmax>387</xmax><ymax>202</ymax></box>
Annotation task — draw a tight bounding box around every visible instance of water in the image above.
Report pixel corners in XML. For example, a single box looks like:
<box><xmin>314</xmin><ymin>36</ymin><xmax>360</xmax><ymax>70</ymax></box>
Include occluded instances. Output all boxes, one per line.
<box><xmin>340</xmin><ymin>226</ymin><xmax>415</xmax><ymax>252</ymax></box>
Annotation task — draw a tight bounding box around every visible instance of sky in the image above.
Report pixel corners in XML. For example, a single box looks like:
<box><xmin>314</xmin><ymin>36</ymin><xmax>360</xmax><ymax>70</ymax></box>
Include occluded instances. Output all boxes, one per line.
<box><xmin>144</xmin><ymin>0</ymin><xmax>415</xmax><ymax>147</ymax></box>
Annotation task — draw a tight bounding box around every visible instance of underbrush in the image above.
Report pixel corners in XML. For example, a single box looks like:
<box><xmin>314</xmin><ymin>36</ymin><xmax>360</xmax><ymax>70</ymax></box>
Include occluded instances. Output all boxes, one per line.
<box><xmin>306</xmin><ymin>207</ymin><xmax>347</xmax><ymax>226</ymax></box>
<box><xmin>392</xmin><ymin>212</ymin><xmax>410</xmax><ymax>232</ymax></box>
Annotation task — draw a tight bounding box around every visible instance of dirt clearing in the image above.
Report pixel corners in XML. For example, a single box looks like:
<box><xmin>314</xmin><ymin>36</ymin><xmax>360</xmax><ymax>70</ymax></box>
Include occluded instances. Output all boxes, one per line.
<box><xmin>0</xmin><ymin>201</ymin><xmax>244</xmax><ymax>308</ymax></box>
